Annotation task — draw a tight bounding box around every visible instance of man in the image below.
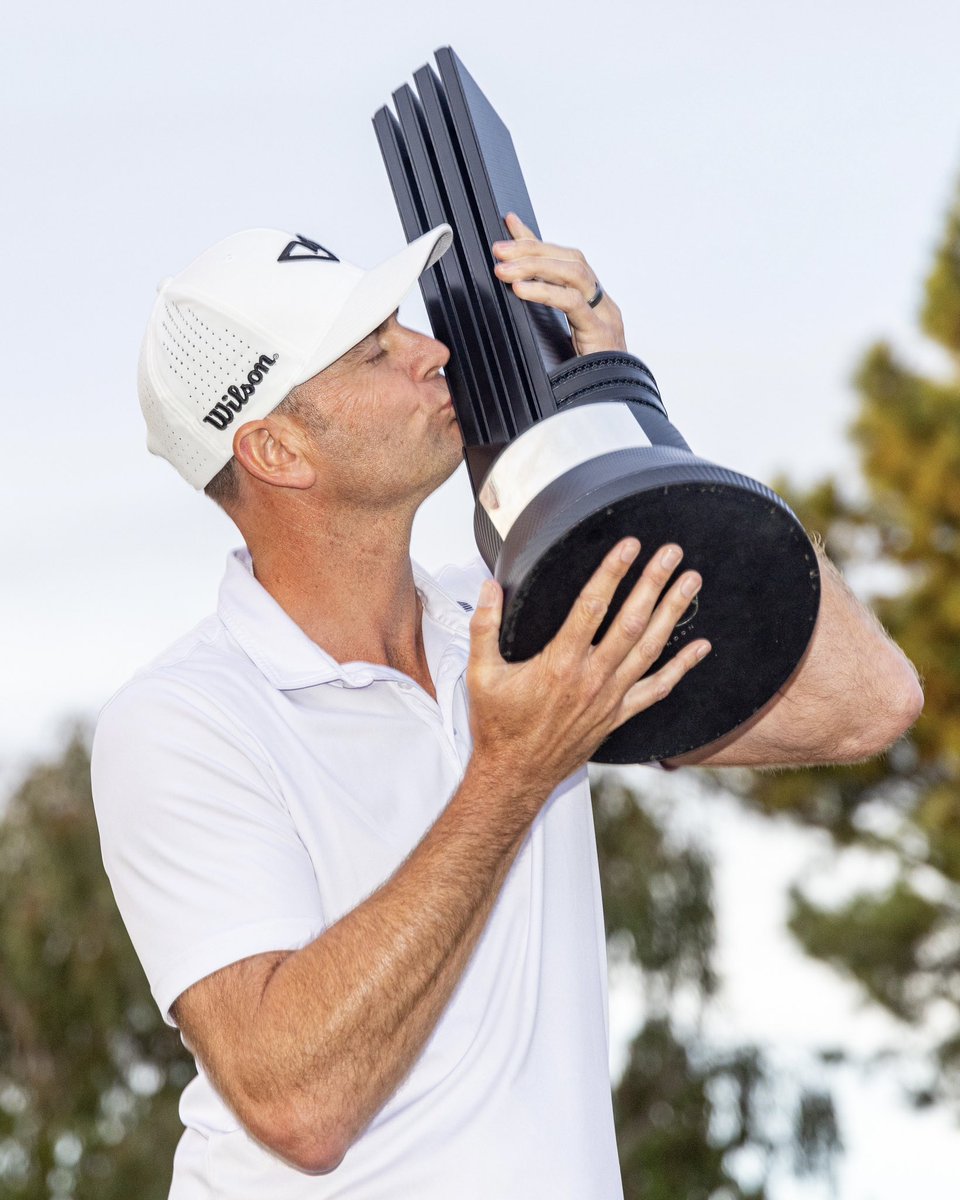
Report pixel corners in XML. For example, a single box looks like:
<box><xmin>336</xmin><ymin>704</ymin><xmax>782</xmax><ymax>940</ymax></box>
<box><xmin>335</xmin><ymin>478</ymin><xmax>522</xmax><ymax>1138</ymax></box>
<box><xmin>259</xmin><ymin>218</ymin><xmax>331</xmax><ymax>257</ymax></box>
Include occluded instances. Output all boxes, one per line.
<box><xmin>92</xmin><ymin>214</ymin><xmax>922</xmax><ymax>1199</ymax></box>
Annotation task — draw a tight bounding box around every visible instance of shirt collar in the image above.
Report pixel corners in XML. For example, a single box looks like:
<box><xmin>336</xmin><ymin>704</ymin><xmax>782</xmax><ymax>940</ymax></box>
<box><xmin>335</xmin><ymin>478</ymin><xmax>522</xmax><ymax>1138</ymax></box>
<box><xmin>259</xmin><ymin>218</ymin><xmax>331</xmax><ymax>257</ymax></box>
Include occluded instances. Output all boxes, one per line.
<box><xmin>217</xmin><ymin>547</ymin><xmax>471</xmax><ymax>691</ymax></box>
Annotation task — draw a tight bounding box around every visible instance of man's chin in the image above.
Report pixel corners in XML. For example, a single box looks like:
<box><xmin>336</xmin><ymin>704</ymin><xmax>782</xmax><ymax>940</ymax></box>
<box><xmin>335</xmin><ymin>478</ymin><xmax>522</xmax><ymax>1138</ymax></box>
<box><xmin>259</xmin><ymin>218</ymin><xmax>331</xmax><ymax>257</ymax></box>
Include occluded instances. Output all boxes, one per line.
<box><xmin>419</xmin><ymin>441</ymin><xmax>466</xmax><ymax>501</ymax></box>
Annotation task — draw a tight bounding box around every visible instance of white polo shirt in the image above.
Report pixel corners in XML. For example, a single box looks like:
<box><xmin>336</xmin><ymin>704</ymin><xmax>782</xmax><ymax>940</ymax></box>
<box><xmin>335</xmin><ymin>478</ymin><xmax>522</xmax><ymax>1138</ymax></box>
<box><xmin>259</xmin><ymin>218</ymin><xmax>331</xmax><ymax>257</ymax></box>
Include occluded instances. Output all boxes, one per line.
<box><xmin>91</xmin><ymin>548</ymin><xmax>624</xmax><ymax>1200</ymax></box>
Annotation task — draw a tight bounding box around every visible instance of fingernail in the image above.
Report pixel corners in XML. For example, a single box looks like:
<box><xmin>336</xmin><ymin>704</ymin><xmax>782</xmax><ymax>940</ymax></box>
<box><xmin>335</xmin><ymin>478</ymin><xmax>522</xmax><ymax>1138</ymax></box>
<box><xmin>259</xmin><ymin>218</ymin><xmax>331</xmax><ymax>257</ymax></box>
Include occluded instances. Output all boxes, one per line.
<box><xmin>478</xmin><ymin>580</ymin><xmax>497</xmax><ymax>607</ymax></box>
<box><xmin>681</xmin><ymin>573</ymin><xmax>701</xmax><ymax>598</ymax></box>
<box><xmin>697</xmin><ymin>641</ymin><xmax>712</xmax><ymax>660</ymax></box>
<box><xmin>619</xmin><ymin>539</ymin><xmax>640</xmax><ymax>563</ymax></box>
<box><xmin>660</xmin><ymin>546</ymin><xmax>682</xmax><ymax>570</ymax></box>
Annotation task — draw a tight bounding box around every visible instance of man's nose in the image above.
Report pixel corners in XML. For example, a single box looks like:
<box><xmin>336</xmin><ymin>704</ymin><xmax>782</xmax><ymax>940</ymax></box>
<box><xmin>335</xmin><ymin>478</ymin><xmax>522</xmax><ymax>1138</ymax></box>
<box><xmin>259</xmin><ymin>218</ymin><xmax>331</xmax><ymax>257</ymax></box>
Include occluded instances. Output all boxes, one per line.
<box><xmin>392</xmin><ymin>322</ymin><xmax>450</xmax><ymax>376</ymax></box>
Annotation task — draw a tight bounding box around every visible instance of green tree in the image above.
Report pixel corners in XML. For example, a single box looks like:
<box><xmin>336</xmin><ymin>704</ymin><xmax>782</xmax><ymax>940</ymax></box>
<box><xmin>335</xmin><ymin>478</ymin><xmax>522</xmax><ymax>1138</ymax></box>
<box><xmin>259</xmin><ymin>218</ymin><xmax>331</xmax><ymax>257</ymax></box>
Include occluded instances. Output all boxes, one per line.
<box><xmin>725</xmin><ymin>174</ymin><xmax>960</xmax><ymax>1107</ymax></box>
<box><xmin>0</xmin><ymin>731</ymin><xmax>193</xmax><ymax>1199</ymax></box>
<box><xmin>593</xmin><ymin>773</ymin><xmax>841</xmax><ymax>1199</ymax></box>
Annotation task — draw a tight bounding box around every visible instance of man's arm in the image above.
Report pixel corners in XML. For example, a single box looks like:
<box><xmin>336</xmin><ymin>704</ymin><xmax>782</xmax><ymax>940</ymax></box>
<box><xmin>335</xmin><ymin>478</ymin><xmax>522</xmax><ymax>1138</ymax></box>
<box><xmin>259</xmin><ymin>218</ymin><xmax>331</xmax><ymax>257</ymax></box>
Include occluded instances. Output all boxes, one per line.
<box><xmin>662</xmin><ymin>546</ymin><xmax>923</xmax><ymax>769</ymax></box>
<box><xmin>173</xmin><ymin>754</ymin><xmax>540</xmax><ymax>1173</ymax></box>
<box><xmin>172</xmin><ymin>539</ymin><xmax>710</xmax><ymax>1173</ymax></box>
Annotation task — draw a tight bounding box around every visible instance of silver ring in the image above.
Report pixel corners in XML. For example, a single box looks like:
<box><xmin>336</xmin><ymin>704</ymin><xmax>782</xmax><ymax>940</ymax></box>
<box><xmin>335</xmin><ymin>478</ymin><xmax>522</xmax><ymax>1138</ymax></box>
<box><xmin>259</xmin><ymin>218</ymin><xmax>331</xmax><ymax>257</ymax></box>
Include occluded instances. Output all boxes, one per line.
<box><xmin>587</xmin><ymin>282</ymin><xmax>604</xmax><ymax>308</ymax></box>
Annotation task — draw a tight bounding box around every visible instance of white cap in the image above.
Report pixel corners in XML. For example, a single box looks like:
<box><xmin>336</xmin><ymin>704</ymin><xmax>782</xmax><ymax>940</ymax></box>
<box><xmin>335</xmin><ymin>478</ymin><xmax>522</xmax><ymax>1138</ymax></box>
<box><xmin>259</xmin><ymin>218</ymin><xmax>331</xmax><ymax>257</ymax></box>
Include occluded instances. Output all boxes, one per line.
<box><xmin>138</xmin><ymin>224</ymin><xmax>453</xmax><ymax>488</ymax></box>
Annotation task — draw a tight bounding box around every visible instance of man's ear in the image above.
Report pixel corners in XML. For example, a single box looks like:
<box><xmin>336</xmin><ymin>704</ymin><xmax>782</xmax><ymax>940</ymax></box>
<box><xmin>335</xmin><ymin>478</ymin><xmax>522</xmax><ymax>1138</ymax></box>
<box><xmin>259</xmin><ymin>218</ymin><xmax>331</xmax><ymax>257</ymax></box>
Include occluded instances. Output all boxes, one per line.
<box><xmin>232</xmin><ymin>418</ymin><xmax>317</xmax><ymax>491</ymax></box>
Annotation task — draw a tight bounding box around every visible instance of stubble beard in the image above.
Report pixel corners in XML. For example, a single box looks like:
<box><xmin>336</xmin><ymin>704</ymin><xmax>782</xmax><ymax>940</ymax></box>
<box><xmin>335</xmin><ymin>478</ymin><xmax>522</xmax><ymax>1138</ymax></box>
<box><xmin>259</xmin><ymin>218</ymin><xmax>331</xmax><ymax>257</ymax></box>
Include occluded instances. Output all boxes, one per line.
<box><xmin>418</xmin><ymin>421</ymin><xmax>466</xmax><ymax>501</ymax></box>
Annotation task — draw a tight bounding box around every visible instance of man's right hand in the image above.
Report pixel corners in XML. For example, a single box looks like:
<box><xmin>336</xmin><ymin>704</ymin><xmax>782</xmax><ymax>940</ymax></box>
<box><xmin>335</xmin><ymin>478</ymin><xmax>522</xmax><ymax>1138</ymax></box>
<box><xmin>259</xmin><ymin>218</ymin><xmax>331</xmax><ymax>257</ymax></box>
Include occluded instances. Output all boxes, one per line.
<box><xmin>466</xmin><ymin>538</ymin><xmax>710</xmax><ymax>807</ymax></box>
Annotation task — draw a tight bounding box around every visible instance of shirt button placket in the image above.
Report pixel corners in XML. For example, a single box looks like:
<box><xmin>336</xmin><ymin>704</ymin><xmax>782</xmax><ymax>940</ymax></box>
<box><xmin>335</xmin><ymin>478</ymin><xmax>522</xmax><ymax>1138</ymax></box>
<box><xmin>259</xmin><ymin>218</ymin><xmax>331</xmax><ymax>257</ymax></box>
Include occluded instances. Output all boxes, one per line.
<box><xmin>395</xmin><ymin>676</ymin><xmax>463</xmax><ymax>778</ymax></box>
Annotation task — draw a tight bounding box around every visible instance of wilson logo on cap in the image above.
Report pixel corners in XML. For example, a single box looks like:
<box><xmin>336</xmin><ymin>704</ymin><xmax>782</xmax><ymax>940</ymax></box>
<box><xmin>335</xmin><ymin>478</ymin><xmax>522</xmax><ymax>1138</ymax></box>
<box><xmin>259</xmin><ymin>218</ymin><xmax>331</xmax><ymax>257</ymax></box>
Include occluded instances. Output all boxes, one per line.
<box><xmin>277</xmin><ymin>235</ymin><xmax>340</xmax><ymax>263</ymax></box>
<box><xmin>203</xmin><ymin>354</ymin><xmax>279</xmax><ymax>431</ymax></box>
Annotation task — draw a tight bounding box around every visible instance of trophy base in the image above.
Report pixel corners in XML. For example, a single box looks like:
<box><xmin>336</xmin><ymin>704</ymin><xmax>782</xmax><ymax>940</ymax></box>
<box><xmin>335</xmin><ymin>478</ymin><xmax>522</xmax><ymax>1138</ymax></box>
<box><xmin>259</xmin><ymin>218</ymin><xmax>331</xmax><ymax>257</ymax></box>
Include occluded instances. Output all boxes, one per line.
<box><xmin>484</xmin><ymin>446</ymin><xmax>820</xmax><ymax>763</ymax></box>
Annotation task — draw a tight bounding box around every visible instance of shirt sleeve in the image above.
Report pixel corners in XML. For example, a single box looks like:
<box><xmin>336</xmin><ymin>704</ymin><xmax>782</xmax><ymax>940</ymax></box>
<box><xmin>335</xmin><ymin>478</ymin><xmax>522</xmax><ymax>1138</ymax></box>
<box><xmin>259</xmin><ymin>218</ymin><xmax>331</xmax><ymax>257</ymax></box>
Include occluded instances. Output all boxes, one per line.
<box><xmin>91</xmin><ymin>673</ymin><xmax>325</xmax><ymax>1026</ymax></box>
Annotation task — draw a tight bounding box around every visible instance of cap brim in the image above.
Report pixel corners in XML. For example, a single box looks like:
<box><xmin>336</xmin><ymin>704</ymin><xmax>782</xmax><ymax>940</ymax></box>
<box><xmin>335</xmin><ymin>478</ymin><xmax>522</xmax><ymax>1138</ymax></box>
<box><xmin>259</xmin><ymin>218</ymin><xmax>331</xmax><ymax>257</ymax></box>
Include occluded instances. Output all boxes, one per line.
<box><xmin>296</xmin><ymin>224</ymin><xmax>453</xmax><ymax>383</ymax></box>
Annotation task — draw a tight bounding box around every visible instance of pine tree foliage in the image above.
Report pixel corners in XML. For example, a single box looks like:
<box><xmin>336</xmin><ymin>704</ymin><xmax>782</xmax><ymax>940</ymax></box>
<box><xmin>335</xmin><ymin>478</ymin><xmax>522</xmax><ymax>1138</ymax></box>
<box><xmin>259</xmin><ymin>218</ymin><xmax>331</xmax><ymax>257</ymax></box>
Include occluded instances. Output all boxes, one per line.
<box><xmin>593</xmin><ymin>775</ymin><xmax>841</xmax><ymax>1198</ymax></box>
<box><xmin>0</xmin><ymin>732</ymin><xmax>192</xmax><ymax>1199</ymax></box>
<box><xmin>726</xmin><ymin>170</ymin><xmax>960</xmax><ymax>1106</ymax></box>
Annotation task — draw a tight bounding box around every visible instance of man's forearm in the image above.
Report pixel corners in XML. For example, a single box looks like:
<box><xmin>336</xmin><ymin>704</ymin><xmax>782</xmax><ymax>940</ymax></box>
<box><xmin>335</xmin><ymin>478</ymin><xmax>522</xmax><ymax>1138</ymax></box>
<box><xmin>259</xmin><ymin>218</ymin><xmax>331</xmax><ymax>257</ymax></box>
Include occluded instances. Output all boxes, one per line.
<box><xmin>665</xmin><ymin>548</ymin><xmax>923</xmax><ymax>769</ymax></box>
<box><xmin>181</xmin><ymin>755</ymin><xmax>547</xmax><ymax>1173</ymax></box>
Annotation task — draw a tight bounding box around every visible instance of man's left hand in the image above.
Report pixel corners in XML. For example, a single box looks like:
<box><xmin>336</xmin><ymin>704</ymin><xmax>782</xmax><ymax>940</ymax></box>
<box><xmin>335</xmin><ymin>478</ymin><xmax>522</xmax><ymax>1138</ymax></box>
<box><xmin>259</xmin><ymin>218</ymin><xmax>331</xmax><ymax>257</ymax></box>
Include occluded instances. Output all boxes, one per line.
<box><xmin>492</xmin><ymin>212</ymin><xmax>627</xmax><ymax>357</ymax></box>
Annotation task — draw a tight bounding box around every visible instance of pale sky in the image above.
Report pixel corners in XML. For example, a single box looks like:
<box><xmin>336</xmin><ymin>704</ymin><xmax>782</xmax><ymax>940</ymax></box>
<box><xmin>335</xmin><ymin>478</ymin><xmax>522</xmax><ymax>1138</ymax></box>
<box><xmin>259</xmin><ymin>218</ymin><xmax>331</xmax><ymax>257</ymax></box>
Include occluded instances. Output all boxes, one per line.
<box><xmin>4</xmin><ymin>1</ymin><xmax>960</xmax><ymax>1195</ymax></box>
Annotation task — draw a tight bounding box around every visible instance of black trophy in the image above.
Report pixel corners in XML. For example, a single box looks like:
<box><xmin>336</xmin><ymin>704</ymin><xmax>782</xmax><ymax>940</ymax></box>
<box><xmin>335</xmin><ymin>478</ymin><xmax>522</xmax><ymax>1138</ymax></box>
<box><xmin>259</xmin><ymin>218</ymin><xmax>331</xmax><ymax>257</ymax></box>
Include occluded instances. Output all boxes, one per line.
<box><xmin>373</xmin><ymin>47</ymin><xmax>821</xmax><ymax>763</ymax></box>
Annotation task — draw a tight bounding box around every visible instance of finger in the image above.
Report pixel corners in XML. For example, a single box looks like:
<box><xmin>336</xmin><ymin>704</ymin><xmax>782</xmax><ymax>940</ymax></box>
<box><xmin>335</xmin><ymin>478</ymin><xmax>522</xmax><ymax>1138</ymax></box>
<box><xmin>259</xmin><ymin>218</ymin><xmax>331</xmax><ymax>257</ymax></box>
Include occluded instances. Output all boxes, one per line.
<box><xmin>616</xmin><ymin>570</ymin><xmax>704</xmax><ymax>684</ymax></box>
<box><xmin>504</xmin><ymin>211</ymin><xmax>538</xmax><ymax>240</ymax></box>
<box><xmin>494</xmin><ymin>254</ymin><xmax>596</xmax><ymax>297</ymax></box>
<box><xmin>468</xmin><ymin>579</ymin><xmax>505</xmax><ymax>670</ymax></box>
<box><xmin>493</xmin><ymin>236</ymin><xmax>589</xmax><ymax>268</ymax></box>
<box><xmin>553</xmin><ymin>538</ymin><xmax>641</xmax><ymax>656</ymax></box>
<box><xmin>592</xmin><ymin>544</ymin><xmax>683</xmax><ymax>671</ymax></box>
<box><xmin>616</xmin><ymin>639</ymin><xmax>712</xmax><ymax>725</ymax></box>
<box><xmin>492</xmin><ymin>238</ymin><xmax>625</xmax><ymax>354</ymax></box>
<box><xmin>503</xmin><ymin>277</ymin><xmax>597</xmax><ymax>319</ymax></box>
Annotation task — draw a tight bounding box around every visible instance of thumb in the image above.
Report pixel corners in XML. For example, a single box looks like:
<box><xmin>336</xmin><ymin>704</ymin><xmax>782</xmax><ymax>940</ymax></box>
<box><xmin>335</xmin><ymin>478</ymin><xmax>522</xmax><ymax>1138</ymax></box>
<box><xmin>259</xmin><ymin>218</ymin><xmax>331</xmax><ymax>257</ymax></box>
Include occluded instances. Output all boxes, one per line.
<box><xmin>468</xmin><ymin>580</ymin><xmax>505</xmax><ymax>667</ymax></box>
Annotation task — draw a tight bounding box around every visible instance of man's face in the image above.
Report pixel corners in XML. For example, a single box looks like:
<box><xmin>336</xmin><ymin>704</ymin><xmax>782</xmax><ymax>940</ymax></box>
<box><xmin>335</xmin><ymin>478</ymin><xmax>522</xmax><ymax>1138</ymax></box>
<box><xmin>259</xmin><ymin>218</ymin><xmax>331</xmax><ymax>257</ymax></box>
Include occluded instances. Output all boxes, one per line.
<box><xmin>290</xmin><ymin>313</ymin><xmax>464</xmax><ymax>510</ymax></box>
